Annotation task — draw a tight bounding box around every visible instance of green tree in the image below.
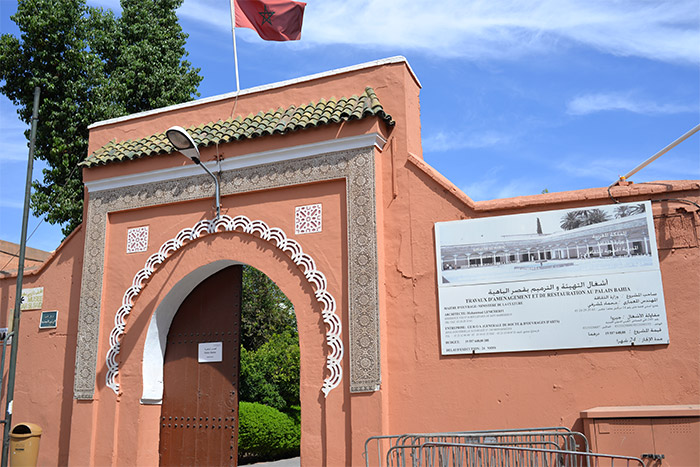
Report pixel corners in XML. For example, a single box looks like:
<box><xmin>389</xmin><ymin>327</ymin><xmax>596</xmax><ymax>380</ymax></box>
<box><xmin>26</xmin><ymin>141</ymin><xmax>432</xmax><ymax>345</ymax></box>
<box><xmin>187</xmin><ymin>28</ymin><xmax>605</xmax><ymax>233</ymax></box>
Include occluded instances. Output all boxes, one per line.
<box><xmin>0</xmin><ymin>0</ymin><xmax>109</xmax><ymax>234</ymax></box>
<box><xmin>0</xmin><ymin>0</ymin><xmax>202</xmax><ymax>236</ymax></box>
<box><xmin>242</xmin><ymin>266</ymin><xmax>297</xmax><ymax>351</ymax></box>
<box><xmin>109</xmin><ymin>0</ymin><xmax>202</xmax><ymax>115</ymax></box>
<box><xmin>240</xmin><ymin>331</ymin><xmax>300</xmax><ymax>412</ymax></box>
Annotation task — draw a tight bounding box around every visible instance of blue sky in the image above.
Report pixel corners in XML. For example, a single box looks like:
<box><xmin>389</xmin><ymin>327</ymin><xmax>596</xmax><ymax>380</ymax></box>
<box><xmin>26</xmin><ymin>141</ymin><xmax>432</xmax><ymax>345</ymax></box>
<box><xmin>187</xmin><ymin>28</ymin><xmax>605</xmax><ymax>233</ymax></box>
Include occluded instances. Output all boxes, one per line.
<box><xmin>1</xmin><ymin>0</ymin><xmax>698</xmax><ymax>253</ymax></box>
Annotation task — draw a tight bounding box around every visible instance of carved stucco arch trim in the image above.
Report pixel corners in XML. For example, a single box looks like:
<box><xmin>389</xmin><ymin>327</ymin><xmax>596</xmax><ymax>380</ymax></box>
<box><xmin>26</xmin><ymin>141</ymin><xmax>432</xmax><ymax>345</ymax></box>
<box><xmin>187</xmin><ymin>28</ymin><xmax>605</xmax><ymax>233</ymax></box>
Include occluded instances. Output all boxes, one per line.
<box><xmin>108</xmin><ymin>215</ymin><xmax>342</xmax><ymax>397</ymax></box>
<box><xmin>74</xmin><ymin>147</ymin><xmax>381</xmax><ymax>400</ymax></box>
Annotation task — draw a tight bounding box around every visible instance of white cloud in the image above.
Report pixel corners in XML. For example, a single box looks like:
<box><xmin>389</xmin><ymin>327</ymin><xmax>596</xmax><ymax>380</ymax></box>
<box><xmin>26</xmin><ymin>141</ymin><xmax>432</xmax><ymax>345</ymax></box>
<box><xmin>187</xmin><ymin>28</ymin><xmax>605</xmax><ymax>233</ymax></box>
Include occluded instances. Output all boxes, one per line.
<box><xmin>458</xmin><ymin>167</ymin><xmax>546</xmax><ymax>201</ymax></box>
<box><xmin>423</xmin><ymin>130</ymin><xmax>511</xmax><ymax>152</ymax></box>
<box><xmin>556</xmin><ymin>152</ymin><xmax>700</xmax><ymax>183</ymax></box>
<box><xmin>567</xmin><ymin>92</ymin><xmax>697</xmax><ymax>115</ymax></box>
<box><xmin>178</xmin><ymin>0</ymin><xmax>700</xmax><ymax>64</ymax></box>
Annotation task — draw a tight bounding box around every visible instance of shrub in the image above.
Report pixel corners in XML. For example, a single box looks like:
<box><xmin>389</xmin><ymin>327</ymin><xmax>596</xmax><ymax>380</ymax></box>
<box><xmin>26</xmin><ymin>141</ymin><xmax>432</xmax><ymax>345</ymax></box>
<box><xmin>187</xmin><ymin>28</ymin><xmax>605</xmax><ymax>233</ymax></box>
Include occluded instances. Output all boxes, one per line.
<box><xmin>238</xmin><ymin>402</ymin><xmax>300</xmax><ymax>464</ymax></box>
<box><xmin>239</xmin><ymin>331</ymin><xmax>300</xmax><ymax>412</ymax></box>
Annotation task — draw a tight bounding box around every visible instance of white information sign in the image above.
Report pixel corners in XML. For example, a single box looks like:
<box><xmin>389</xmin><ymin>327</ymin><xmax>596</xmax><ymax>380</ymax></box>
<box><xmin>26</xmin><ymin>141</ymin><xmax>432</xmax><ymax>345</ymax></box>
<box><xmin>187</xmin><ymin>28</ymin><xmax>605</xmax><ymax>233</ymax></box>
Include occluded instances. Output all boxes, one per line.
<box><xmin>198</xmin><ymin>342</ymin><xmax>223</xmax><ymax>363</ymax></box>
<box><xmin>435</xmin><ymin>201</ymin><xmax>669</xmax><ymax>355</ymax></box>
<box><xmin>20</xmin><ymin>287</ymin><xmax>43</xmax><ymax>310</ymax></box>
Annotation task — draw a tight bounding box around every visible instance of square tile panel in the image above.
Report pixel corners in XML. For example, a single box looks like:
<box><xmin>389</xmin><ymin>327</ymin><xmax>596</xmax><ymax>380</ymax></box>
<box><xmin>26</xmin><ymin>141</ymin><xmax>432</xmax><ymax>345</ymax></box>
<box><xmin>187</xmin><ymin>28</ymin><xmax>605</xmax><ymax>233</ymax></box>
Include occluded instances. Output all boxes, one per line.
<box><xmin>295</xmin><ymin>204</ymin><xmax>322</xmax><ymax>235</ymax></box>
<box><xmin>127</xmin><ymin>226</ymin><xmax>149</xmax><ymax>253</ymax></box>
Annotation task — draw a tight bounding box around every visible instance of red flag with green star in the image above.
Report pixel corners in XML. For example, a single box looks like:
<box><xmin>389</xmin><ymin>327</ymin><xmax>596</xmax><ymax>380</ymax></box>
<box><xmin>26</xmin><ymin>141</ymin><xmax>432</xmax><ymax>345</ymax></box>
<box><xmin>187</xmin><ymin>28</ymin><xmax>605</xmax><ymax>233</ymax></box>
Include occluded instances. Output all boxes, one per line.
<box><xmin>234</xmin><ymin>0</ymin><xmax>306</xmax><ymax>41</ymax></box>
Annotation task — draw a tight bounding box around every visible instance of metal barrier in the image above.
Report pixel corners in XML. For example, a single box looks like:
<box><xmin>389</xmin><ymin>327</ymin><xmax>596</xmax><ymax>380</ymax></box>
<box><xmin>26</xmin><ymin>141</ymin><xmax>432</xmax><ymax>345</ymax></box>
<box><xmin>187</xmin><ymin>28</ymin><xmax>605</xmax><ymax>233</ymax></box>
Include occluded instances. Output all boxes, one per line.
<box><xmin>396</xmin><ymin>430</ymin><xmax>588</xmax><ymax>453</ymax></box>
<box><xmin>364</xmin><ymin>427</ymin><xmax>585</xmax><ymax>467</ymax></box>
<box><xmin>386</xmin><ymin>442</ymin><xmax>645</xmax><ymax>467</ymax></box>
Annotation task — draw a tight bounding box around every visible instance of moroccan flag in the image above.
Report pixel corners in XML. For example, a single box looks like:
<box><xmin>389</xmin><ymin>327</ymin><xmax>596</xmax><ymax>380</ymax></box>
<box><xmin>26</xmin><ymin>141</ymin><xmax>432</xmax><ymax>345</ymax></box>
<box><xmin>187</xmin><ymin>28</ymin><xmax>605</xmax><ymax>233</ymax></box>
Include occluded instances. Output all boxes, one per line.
<box><xmin>234</xmin><ymin>0</ymin><xmax>306</xmax><ymax>42</ymax></box>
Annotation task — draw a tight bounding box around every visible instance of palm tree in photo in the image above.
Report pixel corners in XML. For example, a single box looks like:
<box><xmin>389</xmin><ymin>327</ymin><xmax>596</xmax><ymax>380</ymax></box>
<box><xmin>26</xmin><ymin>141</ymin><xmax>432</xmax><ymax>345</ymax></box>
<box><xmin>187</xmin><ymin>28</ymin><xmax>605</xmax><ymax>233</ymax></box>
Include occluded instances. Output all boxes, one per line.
<box><xmin>561</xmin><ymin>211</ymin><xmax>583</xmax><ymax>230</ymax></box>
<box><xmin>584</xmin><ymin>208</ymin><xmax>610</xmax><ymax>225</ymax></box>
<box><xmin>615</xmin><ymin>205</ymin><xmax>633</xmax><ymax>218</ymax></box>
<box><xmin>630</xmin><ymin>203</ymin><xmax>646</xmax><ymax>215</ymax></box>
<box><xmin>560</xmin><ymin>208</ymin><xmax>611</xmax><ymax>230</ymax></box>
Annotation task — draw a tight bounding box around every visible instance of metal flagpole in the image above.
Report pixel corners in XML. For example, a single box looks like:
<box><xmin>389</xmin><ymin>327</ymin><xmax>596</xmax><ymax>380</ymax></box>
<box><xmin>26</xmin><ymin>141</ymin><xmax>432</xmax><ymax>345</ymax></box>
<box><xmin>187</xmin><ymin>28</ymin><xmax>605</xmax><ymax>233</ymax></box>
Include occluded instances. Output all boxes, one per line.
<box><xmin>609</xmin><ymin>123</ymin><xmax>700</xmax><ymax>187</ymax></box>
<box><xmin>230</xmin><ymin>0</ymin><xmax>240</xmax><ymax>93</ymax></box>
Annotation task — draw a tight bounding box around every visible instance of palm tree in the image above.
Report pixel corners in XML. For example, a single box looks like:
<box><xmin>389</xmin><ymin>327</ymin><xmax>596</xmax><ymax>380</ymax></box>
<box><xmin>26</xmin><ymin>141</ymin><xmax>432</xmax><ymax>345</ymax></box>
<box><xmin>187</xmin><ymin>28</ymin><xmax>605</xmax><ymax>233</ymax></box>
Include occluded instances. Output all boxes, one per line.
<box><xmin>615</xmin><ymin>205</ymin><xmax>633</xmax><ymax>218</ymax></box>
<box><xmin>615</xmin><ymin>203</ymin><xmax>645</xmax><ymax>218</ymax></box>
<box><xmin>630</xmin><ymin>203</ymin><xmax>646</xmax><ymax>215</ymax></box>
<box><xmin>584</xmin><ymin>208</ymin><xmax>610</xmax><ymax>225</ymax></box>
<box><xmin>560</xmin><ymin>208</ymin><xmax>611</xmax><ymax>230</ymax></box>
<box><xmin>560</xmin><ymin>211</ymin><xmax>582</xmax><ymax>230</ymax></box>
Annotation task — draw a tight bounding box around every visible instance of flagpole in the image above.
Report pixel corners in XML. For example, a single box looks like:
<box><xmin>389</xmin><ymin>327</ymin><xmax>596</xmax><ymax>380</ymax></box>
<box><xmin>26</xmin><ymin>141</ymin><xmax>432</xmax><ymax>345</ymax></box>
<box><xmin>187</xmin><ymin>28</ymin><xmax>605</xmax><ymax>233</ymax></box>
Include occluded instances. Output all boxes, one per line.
<box><xmin>229</xmin><ymin>0</ymin><xmax>240</xmax><ymax>93</ymax></box>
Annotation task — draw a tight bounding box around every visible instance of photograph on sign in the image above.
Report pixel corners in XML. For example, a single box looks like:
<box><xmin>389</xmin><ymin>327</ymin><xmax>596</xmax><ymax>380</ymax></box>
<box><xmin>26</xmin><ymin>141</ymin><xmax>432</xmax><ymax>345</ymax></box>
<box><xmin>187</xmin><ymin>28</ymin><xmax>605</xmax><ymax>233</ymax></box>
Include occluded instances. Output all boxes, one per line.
<box><xmin>20</xmin><ymin>287</ymin><xmax>44</xmax><ymax>311</ymax></box>
<box><xmin>435</xmin><ymin>201</ymin><xmax>668</xmax><ymax>355</ymax></box>
<box><xmin>39</xmin><ymin>310</ymin><xmax>58</xmax><ymax>329</ymax></box>
<box><xmin>198</xmin><ymin>341</ymin><xmax>223</xmax><ymax>363</ymax></box>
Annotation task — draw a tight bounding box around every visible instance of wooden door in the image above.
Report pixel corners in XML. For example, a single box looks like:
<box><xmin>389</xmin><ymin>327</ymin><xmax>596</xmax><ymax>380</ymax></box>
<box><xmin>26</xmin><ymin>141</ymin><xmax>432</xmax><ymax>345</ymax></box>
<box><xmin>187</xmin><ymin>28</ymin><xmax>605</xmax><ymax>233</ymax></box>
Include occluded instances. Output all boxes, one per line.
<box><xmin>159</xmin><ymin>266</ymin><xmax>242</xmax><ymax>466</ymax></box>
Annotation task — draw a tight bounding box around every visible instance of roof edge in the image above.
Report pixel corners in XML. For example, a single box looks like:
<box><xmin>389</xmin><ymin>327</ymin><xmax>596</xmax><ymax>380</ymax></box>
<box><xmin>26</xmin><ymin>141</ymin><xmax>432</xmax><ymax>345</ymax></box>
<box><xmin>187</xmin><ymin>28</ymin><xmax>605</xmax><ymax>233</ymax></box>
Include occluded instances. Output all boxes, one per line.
<box><xmin>88</xmin><ymin>56</ymin><xmax>419</xmax><ymax>130</ymax></box>
<box><xmin>0</xmin><ymin>223</ymin><xmax>83</xmax><ymax>279</ymax></box>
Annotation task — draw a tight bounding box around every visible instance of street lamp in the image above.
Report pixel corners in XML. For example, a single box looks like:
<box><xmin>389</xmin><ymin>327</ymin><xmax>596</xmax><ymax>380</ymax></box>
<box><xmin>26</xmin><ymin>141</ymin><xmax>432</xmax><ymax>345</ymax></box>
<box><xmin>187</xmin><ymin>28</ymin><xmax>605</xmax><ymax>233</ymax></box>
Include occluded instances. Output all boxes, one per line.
<box><xmin>166</xmin><ymin>126</ymin><xmax>220</xmax><ymax>219</ymax></box>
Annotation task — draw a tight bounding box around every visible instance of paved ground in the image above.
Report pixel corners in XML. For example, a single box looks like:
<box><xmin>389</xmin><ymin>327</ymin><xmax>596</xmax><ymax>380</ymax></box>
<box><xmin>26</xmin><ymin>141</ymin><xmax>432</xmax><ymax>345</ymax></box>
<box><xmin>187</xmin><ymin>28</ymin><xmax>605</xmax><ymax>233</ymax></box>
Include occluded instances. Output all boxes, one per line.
<box><xmin>246</xmin><ymin>457</ymin><xmax>300</xmax><ymax>466</ymax></box>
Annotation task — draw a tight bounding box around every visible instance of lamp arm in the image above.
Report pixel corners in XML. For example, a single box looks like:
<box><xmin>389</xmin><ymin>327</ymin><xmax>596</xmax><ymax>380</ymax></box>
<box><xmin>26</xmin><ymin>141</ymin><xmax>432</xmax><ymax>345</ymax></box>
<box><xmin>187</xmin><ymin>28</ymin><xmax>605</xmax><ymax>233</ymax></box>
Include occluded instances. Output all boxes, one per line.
<box><xmin>197</xmin><ymin>161</ymin><xmax>221</xmax><ymax>220</ymax></box>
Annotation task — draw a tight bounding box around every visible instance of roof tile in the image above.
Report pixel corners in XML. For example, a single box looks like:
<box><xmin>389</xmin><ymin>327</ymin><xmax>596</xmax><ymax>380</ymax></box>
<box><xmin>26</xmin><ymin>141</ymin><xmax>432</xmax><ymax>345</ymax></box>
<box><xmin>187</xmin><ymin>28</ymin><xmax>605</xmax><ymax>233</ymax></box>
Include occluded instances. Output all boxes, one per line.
<box><xmin>81</xmin><ymin>87</ymin><xmax>394</xmax><ymax>167</ymax></box>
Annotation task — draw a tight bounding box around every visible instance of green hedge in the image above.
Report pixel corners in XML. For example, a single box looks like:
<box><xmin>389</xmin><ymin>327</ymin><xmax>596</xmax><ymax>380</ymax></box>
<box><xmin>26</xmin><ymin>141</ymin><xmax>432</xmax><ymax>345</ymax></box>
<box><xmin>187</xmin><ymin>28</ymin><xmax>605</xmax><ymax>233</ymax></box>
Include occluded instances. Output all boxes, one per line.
<box><xmin>238</xmin><ymin>402</ymin><xmax>300</xmax><ymax>464</ymax></box>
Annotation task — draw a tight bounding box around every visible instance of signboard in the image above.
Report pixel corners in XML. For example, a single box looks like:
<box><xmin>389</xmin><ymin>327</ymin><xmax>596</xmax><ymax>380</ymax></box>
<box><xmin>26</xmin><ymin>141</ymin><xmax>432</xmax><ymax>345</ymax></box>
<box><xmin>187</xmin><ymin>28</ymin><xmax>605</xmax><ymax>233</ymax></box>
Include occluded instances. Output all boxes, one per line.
<box><xmin>435</xmin><ymin>201</ymin><xmax>669</xmax><ymax>355</ymax></box>
<box><xmin>39</xmin><ymin>310</ymin><xmax>58</xmax><ymax>329</ymax></box>
<box><xmin>0</xmin><ymin>328</ymin><xmax>8</xmax><ymax>342</ymax></box>
<box><xmin>20</xmin><ymin>287</ymin><xmax>43</xmax><ymax>310</ymax></box>
<box><xmin>198</xmin><ymin>342</ymin><xmax>223</xmax><ymax>363</ymax></box>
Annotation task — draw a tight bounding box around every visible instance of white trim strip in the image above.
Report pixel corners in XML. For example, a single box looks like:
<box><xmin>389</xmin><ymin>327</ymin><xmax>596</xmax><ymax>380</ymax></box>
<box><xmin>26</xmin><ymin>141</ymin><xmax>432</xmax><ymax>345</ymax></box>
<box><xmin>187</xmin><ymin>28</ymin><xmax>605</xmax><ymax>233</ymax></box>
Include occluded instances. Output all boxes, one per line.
<box><xmin>85</xmin><ymin>133</ymin><xmax>386</xmax><ymax>193</ymax></box>
<box><xmin>88</xmin><ymin>56</ymin><xmax>419</xmax><ymax>130</ymax></box>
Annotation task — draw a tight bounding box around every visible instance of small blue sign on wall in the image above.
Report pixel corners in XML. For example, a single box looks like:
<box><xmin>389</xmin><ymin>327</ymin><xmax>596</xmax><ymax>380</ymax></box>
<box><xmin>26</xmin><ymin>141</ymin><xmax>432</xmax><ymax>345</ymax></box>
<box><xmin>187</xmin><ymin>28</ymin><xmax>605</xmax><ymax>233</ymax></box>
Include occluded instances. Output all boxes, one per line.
<box><xmin>39</xmin><ymin>310</ymin><xmax>58</xmax><ymax>329</ymax></box>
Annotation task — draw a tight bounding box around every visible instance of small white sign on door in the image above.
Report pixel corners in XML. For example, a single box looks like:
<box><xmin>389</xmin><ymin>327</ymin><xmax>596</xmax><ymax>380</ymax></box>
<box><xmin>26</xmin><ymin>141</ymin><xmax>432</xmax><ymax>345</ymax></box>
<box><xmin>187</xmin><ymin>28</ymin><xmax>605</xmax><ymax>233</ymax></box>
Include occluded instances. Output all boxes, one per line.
<box><xmin>198</xmin><ymin>342</ymin><xmax>223</xmax><ymax>363</ymax></box>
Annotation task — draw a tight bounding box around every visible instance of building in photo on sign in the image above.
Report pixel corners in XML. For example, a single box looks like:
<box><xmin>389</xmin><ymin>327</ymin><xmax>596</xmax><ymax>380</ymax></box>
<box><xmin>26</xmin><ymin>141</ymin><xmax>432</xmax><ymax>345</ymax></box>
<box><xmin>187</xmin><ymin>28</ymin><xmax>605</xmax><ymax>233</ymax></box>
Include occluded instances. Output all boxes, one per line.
<box><xmin>0</xmin><ymin>57</ymin><xmax>697</xmax><ymax>466</ymax></box>
<box><xmin>438</xmin><ymin>202</ymin><xmax>655</xmax><ymax>285</ymax></box>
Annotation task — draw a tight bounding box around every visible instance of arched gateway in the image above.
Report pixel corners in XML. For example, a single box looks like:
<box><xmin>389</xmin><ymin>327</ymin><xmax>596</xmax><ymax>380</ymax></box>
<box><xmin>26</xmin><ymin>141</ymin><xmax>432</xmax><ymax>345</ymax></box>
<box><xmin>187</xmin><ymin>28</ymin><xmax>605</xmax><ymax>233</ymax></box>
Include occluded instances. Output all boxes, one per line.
<box><xmin>67</xmin><ymin>63</ymin><xmax>403</xmax><ymax>466</ymax></box>
<box><xmin>108</xmin><ymin>215</ymin><xmax>342</xmax><ymax>400</ymax></box>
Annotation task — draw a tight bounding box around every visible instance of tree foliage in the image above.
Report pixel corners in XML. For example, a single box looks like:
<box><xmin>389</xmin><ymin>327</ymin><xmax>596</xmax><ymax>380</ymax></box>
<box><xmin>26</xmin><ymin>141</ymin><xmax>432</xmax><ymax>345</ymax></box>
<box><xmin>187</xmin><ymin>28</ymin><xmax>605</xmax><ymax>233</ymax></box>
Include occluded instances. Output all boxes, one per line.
<box><xmin>0</xmin><ymin>0</ymin><xmax>202</xmax><ymax>235</ymax></box>
<box><xmin>241</xmin><ymin>266</ymin><xmax>297</xmax><ymax>351</ymax></box>
<box><xmin>560</xmin><ymin>208</ymin><xmax>611</xmax><ymax>231</ymax></box>
<box><xmin>240</xmin><ymin>331</ymin><xmax>300</xmax><ymax>412</ymax></box>
<box><xmin>614</xmin><ymin>203</ymin><xmax>646</xmax><ymax>218</ymax></box>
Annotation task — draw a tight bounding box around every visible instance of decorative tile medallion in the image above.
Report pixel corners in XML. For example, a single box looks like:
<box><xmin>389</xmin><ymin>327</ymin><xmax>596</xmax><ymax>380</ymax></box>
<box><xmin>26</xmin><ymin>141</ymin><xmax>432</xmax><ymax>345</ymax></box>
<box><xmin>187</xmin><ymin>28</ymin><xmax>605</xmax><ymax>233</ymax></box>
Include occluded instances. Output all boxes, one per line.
<box><xmin>126</xmin><ymin>226</ymin><xmax>149</xmax><ymax>253</ymax></box>
<box><xmin>295</xmin><ymin>204</ymin><xmax>322</xmax><ymax>234</ymax></box>
<box><xmin>74</xmin><ymin>146</ymin><xmax>381</xmax><ymax>400</ymax></box>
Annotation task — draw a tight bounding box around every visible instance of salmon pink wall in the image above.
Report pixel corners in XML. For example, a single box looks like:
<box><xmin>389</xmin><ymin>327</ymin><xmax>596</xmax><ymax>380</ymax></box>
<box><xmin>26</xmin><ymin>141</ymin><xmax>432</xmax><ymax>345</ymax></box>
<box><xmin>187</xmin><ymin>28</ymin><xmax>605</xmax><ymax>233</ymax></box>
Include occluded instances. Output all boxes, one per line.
<box><xmin>377</xmin><ymin>152</ymin><xmax>699</xmax><ymax>438</ymax></box>
<box><xmin>0</xmin><ymin>226</ymin><xmax>84</xmax><ymax>466</ymax></box>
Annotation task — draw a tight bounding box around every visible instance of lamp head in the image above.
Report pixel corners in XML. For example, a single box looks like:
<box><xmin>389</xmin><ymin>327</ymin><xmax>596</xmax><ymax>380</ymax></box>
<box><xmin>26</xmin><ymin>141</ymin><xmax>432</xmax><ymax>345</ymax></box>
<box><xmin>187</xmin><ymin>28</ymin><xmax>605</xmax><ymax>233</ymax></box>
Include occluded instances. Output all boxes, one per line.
<box><xmin>166</xmin><ymin>126</ymin><xmax>201</xmax><ymax>163</ymax></box>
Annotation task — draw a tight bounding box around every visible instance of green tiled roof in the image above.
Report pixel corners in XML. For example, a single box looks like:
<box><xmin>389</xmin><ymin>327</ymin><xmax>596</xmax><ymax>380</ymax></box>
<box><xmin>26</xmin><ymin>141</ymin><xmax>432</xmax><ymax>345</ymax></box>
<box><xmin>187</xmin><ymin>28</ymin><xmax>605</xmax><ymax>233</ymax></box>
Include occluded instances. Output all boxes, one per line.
<box><xmin>82</xmin><ymin>87</ymin><xmax>394</xmax><ymax>167</ymax></box>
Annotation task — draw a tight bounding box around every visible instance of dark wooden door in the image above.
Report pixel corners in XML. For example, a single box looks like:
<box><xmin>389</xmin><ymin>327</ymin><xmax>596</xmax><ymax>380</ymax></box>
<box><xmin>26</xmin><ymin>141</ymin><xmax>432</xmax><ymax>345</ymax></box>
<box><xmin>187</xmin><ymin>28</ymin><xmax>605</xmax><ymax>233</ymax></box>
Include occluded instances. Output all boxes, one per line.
<box><xmin>159</xmin><ymin>266</ymin><xmax>242</xmax><ymax>466</ymax></box>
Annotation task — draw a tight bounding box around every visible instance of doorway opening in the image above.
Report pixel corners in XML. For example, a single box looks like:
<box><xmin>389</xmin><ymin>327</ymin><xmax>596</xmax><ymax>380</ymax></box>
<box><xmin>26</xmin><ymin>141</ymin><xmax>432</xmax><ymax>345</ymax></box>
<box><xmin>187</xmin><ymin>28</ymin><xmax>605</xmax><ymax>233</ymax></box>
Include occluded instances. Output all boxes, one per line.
<box><xmin>157</xmin><ymin>264</ymin><xmax>301</xmax><ymax>466</ymax></box>
<box><xmin>238</xmin><ymin>265</ymin><xmax>301</xmax><ymax>465</ymax></box>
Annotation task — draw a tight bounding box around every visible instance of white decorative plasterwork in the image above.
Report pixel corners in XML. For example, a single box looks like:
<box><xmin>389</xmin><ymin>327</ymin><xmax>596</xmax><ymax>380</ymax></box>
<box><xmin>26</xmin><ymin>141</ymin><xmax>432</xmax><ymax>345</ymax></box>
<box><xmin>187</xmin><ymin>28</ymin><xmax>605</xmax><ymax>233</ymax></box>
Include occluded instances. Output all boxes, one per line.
<box><xmin>107</xmin><ymin>215</ymin><xmax>342</xmax><ymax>396</ymax></box>
<box><xmin>126</xmin><ymin>226</ymin><xmax>149</xmax><ymax>253</ymax></box>
<box><xmin>75</xmin><ymin>147</ymin><xmax>381</xmax><ymax>400</ymax></box>
<box><xmin>295</xmin><ymin>204</ymin><xmax>322</xmax><ymax>234</ymax></box>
